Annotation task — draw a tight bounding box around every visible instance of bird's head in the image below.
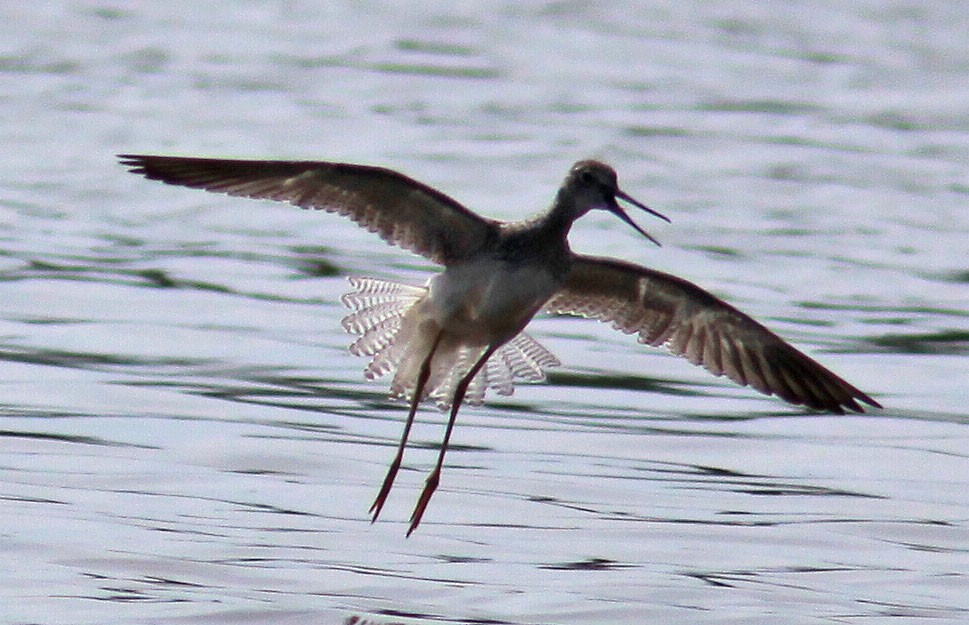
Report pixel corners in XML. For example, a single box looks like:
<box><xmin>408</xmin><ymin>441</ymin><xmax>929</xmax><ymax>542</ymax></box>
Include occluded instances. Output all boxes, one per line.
<box><xmin>564</xmin><ymin>160</ymin><xmax>670</xmax><ymax>246</ymax></box>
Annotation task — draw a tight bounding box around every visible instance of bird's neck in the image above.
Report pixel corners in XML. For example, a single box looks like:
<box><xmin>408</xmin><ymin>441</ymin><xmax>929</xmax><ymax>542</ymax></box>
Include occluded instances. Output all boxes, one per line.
<box><xmin>497</xmin><ymin>196</ymin><xmax>574</xmax><ymax>266</ymax></box>
<box><xmin>539</xmin><ymin>188</ymin><xmax>580</xmax><ymax>239</ymax></box>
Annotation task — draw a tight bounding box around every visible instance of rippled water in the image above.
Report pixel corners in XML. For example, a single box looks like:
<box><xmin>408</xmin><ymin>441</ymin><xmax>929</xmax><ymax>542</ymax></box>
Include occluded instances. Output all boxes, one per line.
<box><xmin>3</xmin><ymin>1</ymin><xmax>968</xmax><ymax>624</ymax></box>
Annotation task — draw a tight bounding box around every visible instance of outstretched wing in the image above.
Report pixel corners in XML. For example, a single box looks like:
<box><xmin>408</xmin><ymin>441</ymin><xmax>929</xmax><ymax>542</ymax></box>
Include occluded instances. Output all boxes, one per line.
<box><xmin>544</xmin><ymin>256</ymin><xmax>881</xmax><ymax>414</ymax></box>
<box><xmin>119</xmin><ymin>155</ymin><xmax>498</xmax><ymax>266</ymax></box>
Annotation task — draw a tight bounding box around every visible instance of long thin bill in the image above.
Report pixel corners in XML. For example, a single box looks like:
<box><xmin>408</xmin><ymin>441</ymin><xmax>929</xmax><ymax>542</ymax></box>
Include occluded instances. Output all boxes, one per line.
<box><xmin>616</xmin><ymin>189</ymin><xmax>670</xmax><ymax>223</ymax></box>
<box><xmin>609</xmin><ymin>203</ymin><xmax>662</xmax><ymax>247</ymax></box>
<box><xmin>610</xmin><ymin>189</ymin><xmax>670</xmax><ymax>247</ymax></box>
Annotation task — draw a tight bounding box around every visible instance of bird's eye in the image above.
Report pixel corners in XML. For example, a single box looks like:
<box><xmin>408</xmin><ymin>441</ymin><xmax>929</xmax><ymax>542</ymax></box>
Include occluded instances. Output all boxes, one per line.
<box><xmin>578</xmin><ymin>170</ymin><xmax>596</xmax><ymax>186</ymax></box>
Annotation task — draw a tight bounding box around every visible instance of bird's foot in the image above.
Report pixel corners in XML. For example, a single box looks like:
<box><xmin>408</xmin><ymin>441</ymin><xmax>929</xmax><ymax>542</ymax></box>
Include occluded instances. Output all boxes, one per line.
<box><xmin>406</xmin><ymin>469</ymin><xmax>440</xmax><ymax>537</ymax></box>
<box><xmin>369</xmin><ymin>458</ymin><xmax>402</xmax><ymax>523</ymax></box>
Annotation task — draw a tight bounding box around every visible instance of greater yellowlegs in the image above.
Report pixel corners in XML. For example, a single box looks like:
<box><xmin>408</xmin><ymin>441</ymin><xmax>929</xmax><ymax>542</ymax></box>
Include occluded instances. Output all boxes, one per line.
<box><xmin>119</xmin><ymin>155</ymin><xmax>881</xmax><ymax>535</ymax></box>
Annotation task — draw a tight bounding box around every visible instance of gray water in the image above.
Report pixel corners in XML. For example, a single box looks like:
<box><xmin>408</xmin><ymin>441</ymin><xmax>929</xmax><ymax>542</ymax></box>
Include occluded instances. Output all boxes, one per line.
<box><xmin>2</xmin><ymin>2</ymin><xmax>968</xmax><ymax>624</ymax></box>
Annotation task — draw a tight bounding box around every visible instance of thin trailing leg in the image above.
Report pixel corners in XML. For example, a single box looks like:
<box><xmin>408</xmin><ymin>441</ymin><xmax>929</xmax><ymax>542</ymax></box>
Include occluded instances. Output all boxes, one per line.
<box><xmin>407</xmin><ymin>343</ymin><xmax>500</xmax><ymax>536</ymax></box>
<box><xmin>369</xmin><ymin>331</ymin><xmax>443</xmax><ymax>523</ymax></box>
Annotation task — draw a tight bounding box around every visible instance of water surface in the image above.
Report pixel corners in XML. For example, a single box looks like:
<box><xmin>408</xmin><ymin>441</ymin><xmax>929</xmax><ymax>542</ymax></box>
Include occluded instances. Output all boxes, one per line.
<box><xmin>2</xmin><ymin>2</ymin><xmax>968</xmax><ymax>624</ymax></box>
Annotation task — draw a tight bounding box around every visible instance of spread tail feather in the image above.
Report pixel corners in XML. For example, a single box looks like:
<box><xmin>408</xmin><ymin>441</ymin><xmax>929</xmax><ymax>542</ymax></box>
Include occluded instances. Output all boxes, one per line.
<box><xmin>341</xmin><ymin>277</ymin><xmax>559</xmax><ymax>409</ymax></box>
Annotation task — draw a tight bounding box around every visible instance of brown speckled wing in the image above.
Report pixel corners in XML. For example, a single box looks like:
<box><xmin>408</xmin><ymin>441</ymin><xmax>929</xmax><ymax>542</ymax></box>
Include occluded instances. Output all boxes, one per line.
<box><xmin>544</xmin><ymin>256</ymin><xmax>881</xmax><ymax>414</ymax></box>
<box><xmin>119</xmin><ymin>155</ymin><xmax>498</xmax><ymax>266</ymax></box>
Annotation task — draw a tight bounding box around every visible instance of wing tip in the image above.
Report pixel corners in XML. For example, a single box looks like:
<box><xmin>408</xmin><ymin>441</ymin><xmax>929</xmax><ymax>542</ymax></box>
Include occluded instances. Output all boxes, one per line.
<box><xmin>790</xmin><ymin>386</ymin><xmax>882</xmax><ymax>415</ymax></box>
<box><xmin>117</xmin><ymin>153</ymin><xmax>147</xmax><ymax>173</ymax></box>
<box><xmin>846</xmin><ymin>391</ymin><xmax>883</xmax><ymax>414</ymax></box>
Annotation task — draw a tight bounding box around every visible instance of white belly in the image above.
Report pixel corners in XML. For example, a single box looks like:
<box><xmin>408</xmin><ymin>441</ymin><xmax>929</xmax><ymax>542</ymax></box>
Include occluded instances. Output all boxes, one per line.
<box><xmin>425</xmin><ymin>259</ymin><xmax>560</xmax><ymax>345</ymax></box>
<box><xmin>341</xmin><ymin>271</ymin><xmax>563</xmax><ymax>409</ymax></box>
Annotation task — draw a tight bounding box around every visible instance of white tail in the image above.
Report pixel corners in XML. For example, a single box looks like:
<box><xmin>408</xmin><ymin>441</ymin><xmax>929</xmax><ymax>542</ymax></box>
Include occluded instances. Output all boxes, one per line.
<box><xmin>341</xmin><ymin>277</ymin><xmax>559</xmax><ymax>409</ymax></box>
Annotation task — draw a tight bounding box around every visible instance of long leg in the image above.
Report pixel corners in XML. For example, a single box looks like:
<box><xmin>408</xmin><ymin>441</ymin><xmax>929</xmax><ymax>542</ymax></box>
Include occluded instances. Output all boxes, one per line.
<box><xmin>407</xmin><ymin>343</ymin><xmax>500</xmax><ymax>536</ymax></box>
<box><xmin>369</xmin><ymin>331</ymin><xmax>443</xmax><ymax>523</ymax></box>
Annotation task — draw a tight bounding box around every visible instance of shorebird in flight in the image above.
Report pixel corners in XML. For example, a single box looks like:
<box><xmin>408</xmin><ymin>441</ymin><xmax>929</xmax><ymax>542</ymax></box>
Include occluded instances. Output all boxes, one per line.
<box><xmin>119</xmin><ymin>155</ymin><xmax>881</xmax><ymax>535</ymax></box>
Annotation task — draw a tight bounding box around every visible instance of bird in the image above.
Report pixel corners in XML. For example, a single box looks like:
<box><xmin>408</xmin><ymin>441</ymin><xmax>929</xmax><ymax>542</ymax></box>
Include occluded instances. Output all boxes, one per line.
<box><xmin>118</xmin><ymin>154</ymin><xmax>881</xmax><ymax>535</ymax></box>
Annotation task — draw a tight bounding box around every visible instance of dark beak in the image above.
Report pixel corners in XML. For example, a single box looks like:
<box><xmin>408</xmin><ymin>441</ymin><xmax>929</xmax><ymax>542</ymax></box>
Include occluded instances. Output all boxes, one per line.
<box><xmin>609</xmin><ymin>189</ymin><xmax>671</xmax><ymax>247</ymax></box>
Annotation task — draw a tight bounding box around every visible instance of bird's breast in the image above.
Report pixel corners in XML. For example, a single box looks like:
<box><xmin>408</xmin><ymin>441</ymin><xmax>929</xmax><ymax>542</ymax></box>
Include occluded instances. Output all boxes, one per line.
<box><xmin>425</xmin><ymin>259</ymin><xmax>562</xmax><ymax>345</ymax></box>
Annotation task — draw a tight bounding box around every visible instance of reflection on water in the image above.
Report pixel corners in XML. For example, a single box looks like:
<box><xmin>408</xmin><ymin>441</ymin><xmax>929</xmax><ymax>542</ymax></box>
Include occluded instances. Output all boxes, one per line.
<box><xmin>2</xmin><ymin>1</ymin><xmax>969</xmax><ymax>624</ymax></box>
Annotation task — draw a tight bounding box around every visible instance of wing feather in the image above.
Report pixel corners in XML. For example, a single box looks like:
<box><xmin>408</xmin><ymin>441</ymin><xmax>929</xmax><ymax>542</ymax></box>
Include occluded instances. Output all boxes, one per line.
<box><xmin>119</xmin><ymin>155</ymin><xmax>498</xmax><ymax>265</ymax></box>
<box><xmin>545</xmin><ymin>256</ymin><xmax>880</xmax><ymax>414</ymax></box>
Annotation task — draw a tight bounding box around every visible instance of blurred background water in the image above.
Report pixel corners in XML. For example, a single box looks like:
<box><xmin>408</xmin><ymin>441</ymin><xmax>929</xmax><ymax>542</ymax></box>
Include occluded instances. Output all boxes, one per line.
<box><xmin>2</xmin><ymin>1</ymin><xmax>968</xmax><ymax>624</ymax></box>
